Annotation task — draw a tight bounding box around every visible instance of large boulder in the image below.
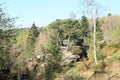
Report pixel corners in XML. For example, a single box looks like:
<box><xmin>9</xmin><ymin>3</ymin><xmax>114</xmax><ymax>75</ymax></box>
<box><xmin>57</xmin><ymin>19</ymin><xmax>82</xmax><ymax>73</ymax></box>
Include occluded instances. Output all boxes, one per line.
<box><xmin>69</xmin><ymin>46</ymin><xmax>83</xmax><ymax>55</ymax></box>
<box><xmin>61</xmin><ymin>51</ymin><xmax>78</xmax><ymax>66</ymax></box>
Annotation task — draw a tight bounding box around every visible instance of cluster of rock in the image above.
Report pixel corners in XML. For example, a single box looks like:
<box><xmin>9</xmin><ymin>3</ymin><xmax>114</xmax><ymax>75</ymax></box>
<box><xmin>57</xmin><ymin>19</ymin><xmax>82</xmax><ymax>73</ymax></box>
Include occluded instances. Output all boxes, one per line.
<box><xmin>60</xmin><ymin>38</ymin><xmax>89</xmax><ymax>66</ymax></box>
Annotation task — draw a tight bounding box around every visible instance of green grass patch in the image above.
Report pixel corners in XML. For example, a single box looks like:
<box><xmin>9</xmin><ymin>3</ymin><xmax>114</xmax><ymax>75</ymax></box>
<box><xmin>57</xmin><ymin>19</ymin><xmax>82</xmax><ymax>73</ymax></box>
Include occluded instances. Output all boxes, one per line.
<box><xmin>90</xmin><ymin>61</ymin><xmax>107</xmax><ymax>72</ymax></box>
<box><xmin>108</xmin><ymin>49</ymin><xmax>120</xmax><ymax>62</ymax></box>
<box><xmin>102</xmin><ymin>43</ymin><xmax>118</xmax><ymax>56</ymax></box>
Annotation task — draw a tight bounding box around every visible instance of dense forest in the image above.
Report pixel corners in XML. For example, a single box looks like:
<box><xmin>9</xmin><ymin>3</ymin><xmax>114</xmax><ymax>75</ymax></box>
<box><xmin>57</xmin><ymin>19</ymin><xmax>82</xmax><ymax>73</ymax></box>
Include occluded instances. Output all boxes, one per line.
<box><xmin>1</xmin><ymin>1</ymin><xmax>120</xmax><ymax>80</ymax></box>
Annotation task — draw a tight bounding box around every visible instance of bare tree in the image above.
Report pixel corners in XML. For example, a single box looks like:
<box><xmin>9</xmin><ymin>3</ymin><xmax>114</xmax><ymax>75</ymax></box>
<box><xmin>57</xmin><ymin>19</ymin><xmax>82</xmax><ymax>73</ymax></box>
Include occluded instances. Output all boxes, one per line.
<box><xmin>80</xmin><ymin>0</ymin><xmax>98</xmax><ymax>64</ymax></box>
<box><xmin>92</xmin><ymin>0</ymin><xmax>97</xmax><ymax>64</ymax></box>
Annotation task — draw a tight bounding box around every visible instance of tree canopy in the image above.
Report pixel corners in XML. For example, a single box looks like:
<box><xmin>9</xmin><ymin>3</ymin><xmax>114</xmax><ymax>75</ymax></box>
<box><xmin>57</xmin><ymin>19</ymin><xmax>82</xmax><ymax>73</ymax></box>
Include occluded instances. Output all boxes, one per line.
<box><xmin>0</xmin><ymin>4</ymin><xmax>16</xmax><ymax>80</ymax></box>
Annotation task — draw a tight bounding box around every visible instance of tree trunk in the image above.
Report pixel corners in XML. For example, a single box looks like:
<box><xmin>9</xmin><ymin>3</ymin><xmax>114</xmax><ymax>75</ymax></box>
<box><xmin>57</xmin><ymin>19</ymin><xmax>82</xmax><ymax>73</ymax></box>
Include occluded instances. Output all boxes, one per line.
<box><xmin>67</xmin><ymin>35</ymin><xmax>70</xmax><ymax>51</ymax></box>
<box><xmin>93</xmin><ymin>5</ymin><xmax>97</xmax><ymax>64</ymax></box>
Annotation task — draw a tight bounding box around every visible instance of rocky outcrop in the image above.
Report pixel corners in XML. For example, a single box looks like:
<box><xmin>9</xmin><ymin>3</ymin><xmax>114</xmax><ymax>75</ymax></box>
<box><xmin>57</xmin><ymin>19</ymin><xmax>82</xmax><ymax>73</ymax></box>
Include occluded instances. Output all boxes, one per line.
<box><xmin>61</xmin><ymin>51</ymin><xmax>79</xmax><ymax>66</ymax></box>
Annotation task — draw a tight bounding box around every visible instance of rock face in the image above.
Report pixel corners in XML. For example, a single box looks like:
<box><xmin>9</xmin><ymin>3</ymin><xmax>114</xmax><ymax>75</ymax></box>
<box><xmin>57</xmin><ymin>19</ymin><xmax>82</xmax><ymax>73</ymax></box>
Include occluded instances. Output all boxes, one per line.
<box><xmin>61</xmin><ymin>45</ymin><xmax>89</xmax><ymax>66</ymax></box>
<box><xmin>69</xmin><ymin>46</ymin><xmax>83</xmax><ymax>55</ymax></box>
<box><xmin>61</xmin><ymin>51</ymin><xmax>78</xmax><ymax>65</ymax></box>
<box><xmin>60</xmin><ymin>38</ymin><xmax>89</xmax><ymax>66</ymax></box>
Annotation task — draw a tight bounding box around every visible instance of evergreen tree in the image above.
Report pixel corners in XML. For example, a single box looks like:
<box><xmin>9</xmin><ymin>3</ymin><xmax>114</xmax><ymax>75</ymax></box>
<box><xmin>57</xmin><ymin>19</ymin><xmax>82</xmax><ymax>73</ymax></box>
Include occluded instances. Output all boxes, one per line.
<box><xmin>80</xmin><ymin>15</ymin><xmax>90</xmax><ymax>42</ymax></box>
<box><xmin>45</xmin><ymin>31</ymin><xmax>62</xmax><ymax>80</ymax></box>
<box><xmin>25</xmin><ymin>23</ymin><xmax>39</xmax><ymax>59</ymax></box>
<box><xmin>96</xmin><ymin>18</ymin><xmax>105</xmax><ymax>60</ymax></box>
<box><xmin>28</xmin><ymin>23</ymin><xmax>39</xmax><ymax>43</ymax></box>
<box><xmin>49</xmin><ymin>19</ymin><xmax>82</xmax><ymax>41</ymax></box>
<box><xmin>96</xmin><ymin>18</ymin><xmax>103</xmax><ymax>41</ymax></box>
<box><xmin>49</xmin><ymin>18</ymin><xmax>90</xmax><ymax>46</ymax></box>
<box><xmin>62</xmin><ymin>19</ymin><xmax>81</xmax><ymax>40</ymax></box>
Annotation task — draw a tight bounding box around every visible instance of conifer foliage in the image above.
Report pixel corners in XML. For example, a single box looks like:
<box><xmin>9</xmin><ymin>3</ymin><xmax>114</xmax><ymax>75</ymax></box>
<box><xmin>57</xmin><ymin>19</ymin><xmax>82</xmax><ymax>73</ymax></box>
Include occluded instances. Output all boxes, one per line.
<box><xmin>25</xmin><ymin>23</ymin><xmax>39</xmax><ymax>59</ymax></box>
<box><xmin>80</xmin><ymin>15</ymin><xmax>90</xmax><ymax>41</ymax></box>
<box><xmin>45</xmin><ymin>31</ymin><xmax>62</xmax><ymax>80</ymax></box>
<box><xmin>96</xmin><ymin>18</ymin><xmax>103</xmax><ymax>41</ymax></box>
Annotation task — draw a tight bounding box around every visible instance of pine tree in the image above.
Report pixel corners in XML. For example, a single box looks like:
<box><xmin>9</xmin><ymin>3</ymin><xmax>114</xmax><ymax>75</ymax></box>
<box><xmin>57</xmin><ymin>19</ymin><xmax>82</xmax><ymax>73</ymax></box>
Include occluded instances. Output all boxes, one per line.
<box><xmin>45</xmin><ymin>31</ymin><xmax>61</xmax><ymax>80</ymax></box>
<box><xmin>25</xmin><ymin>23</ymin><xmax>39</xmax><ymax>59</ymax></box>
<box><xmin>96</xmin><ymin>18</ymin><xmax>103</xmax><ymax>41</ymax></box>
<box><xmin>96</xmin><ymin>18</ymin><xmax>105</xmax><ymax>60</ymax></box>
<box><xmin>80</xmin><ymin>15</ymin><xmax>90</xmax><ymax>42</ymax></box>
<box><xmin>28</xmin><ymin>23</ymin><xmax>39</xmax><ymax>43</ymax></box>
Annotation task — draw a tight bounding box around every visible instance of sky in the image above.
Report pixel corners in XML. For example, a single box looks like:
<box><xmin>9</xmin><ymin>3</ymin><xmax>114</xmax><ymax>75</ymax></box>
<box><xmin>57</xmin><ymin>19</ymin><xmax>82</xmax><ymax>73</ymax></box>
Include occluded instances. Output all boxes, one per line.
<box><xmin>1</xmin><ymin>0</ymin><xmax>120</xmax><ymax>27</ymax></box>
